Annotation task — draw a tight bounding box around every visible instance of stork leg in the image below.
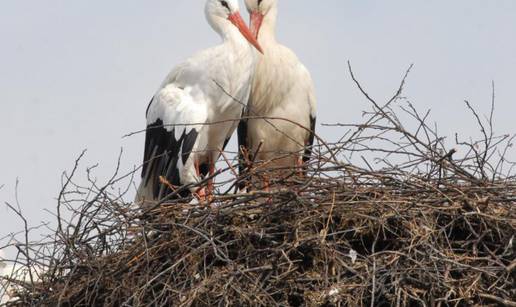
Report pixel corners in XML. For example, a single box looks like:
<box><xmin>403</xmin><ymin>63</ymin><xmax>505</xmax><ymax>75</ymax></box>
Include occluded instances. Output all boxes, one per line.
<box><xmin>263</xmin><ymin>175</ymin><xmax>270</xmax><ymax>192</ymax></box>
<box><xmin>297</xmin><ymin>156</ymin><xmax>304</xmax><ymax>178</ymax></box>
<box><xmin>207</xmin><ymin>156</ymin><xmax>215</xmax><ymax>202</ymax></box>
<box><xmin>263</xmin><ymin>174</ymin><xmax>273</xmax><ymax>204</ymax></box>
<box><xmin>238</xmin><ymin>146</ymin><xmax>252</xmax><ymax>192</ymax></box>
<box><xmin>194</xmin><ymin>159</ymin><xmax>208</xmax><ymax>202</ymax></box>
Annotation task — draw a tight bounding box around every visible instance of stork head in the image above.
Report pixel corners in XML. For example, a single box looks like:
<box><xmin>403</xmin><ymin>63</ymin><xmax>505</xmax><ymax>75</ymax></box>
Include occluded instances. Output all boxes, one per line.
<box><xmin>205</xmin><ymin>0</ymin><xmax>263</xmax><ymax>53</ymax></box>
<box><xmin>244</xmin><ymin>0</ymin><xmax>277</xmax><ymax>38</ymax></box>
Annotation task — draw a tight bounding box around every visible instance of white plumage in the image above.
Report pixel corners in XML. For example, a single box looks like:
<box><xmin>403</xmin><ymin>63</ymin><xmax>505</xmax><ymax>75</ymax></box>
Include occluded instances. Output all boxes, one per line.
<box><xmin>239</xmin><ymin>0</ymin><xmax>317</xmax><ymax>173</ymax></box>
<box><xmin>136</xmin><ymin>0</ymin><xmax>262</xmax><ymax>203</ymax></box>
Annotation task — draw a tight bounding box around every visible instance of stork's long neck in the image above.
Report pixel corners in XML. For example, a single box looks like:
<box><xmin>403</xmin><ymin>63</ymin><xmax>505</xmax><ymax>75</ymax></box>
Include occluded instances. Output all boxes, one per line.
<box><xmin>224</xmin><ymin>26</ymin><xmax>253</xmax><ymax>51</ymax></box>
<box><xmin>208</xmin><ymin>16</ymin><xmax>257</xmax><ymax>102</ymax></box>
<box><xmin>209</xmin><ymin>16</ymin><xmax>255</xmax><ymax>54</ymax></box>
<box><xmin>258</xmin><ymin>6</ymin><xmax>278</xmax><ymax>45</ymax></box>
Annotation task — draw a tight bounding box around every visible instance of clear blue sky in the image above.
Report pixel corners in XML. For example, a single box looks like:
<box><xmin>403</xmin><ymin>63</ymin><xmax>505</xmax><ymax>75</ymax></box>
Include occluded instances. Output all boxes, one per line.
<box><xmin>1</xmin><ymin>0</ymin><xmax>515</xmax><ymax>245</ymax></box>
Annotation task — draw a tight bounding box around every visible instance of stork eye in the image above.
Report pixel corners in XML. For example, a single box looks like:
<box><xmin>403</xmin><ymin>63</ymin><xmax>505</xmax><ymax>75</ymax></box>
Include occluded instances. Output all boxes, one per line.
<box><xmin>258</xmin><ymin>0</ymin><xmax>263</xmax><ymax>5</ymax></box>
<box><xmin>220</xmin><ymin>0</ymin><xmax>230</xmax><ymax>10</ymax></box>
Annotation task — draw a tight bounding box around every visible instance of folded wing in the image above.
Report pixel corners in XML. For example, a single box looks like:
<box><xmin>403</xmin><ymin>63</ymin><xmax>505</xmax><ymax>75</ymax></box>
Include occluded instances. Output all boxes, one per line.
<box><xmin>138</xmin><ymin>85</ymin><xmax>208</xmax><ymax>201</ymax></box>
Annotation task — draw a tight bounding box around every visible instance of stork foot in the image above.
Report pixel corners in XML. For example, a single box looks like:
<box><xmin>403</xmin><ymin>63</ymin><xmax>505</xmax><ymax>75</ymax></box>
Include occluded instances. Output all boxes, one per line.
<box><xmin>193</xmin><ymin>183</ymin><xmax>214</xmax><ymax>204</ymax></box>
<box><xmin>194</xmin><ymin>187</ymin><xmax>209</xmax><ymax>204</ymax></box>
<box><xmin>265</xmin><ymin>197</ymin><xmax>273</xmax><ymax>205</ymax></box>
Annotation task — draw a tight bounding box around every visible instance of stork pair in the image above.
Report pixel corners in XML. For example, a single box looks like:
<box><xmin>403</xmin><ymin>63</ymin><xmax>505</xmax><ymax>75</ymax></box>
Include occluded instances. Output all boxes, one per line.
<box><xmin>136</xmin><ymin>0</ymin><xmax>317</xmax><ymax>204</ymax></box>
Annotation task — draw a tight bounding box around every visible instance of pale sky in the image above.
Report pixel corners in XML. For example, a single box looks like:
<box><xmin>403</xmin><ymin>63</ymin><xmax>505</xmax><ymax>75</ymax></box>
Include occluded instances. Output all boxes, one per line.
<box><xmin>1</xmin><ymin>1</ymin><xmax>515</xmax><ymax>248</ymax></box>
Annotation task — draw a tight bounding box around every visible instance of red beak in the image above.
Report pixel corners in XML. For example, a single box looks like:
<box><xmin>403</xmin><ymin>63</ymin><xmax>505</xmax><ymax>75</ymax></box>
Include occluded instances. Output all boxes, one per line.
<box><xmin>250</xmin><ymin>11</ymin><xmax>264</xmax><ymax>39</ymax></box>
<box><xmin>228</xmin><ymin>12</ymin><xmax>264</xmax><ymax>54</ymax></box>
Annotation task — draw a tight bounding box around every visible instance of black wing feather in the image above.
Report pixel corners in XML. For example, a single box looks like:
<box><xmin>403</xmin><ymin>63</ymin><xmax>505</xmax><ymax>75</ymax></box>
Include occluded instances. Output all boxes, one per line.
<box><xmin>141</xmin><ymin>118</ymin><xmax>199</xmax><ymax>200</ymax></box>
<box><xmin>303</xmin><ymin>115</ymin><xmax>316</xmax><ymax>164</ymax></box>
<box><xmin>237</xmin><ymin>116</ymin><xmax>249</xmax><ymax>175</ymax></box>
<box><xmin>236</xmin><ymin>110</ymin><xmax>250</xmax><ymax>190</ymax></box>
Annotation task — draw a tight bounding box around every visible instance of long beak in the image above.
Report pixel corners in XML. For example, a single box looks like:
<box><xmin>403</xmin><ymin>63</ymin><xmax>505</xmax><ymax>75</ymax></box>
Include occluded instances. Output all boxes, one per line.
<box><xmin>250</xmin><ymin>11</ymin><xmax>264</xmax><ymax>39</ymax></box>
<box><xmin>228</xmin><ymin>12</ymin><xmax>264</xmax><ymax>54</ymax></box>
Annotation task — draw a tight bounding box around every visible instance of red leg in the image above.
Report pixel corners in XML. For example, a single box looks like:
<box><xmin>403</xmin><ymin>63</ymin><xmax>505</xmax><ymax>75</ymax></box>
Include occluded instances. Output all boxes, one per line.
<box><xmin>297</xmin><ymin>156</ymin><xmax>304</xmax><ymax>177</ymax></box>
<box><xmin>207</xmin><ymin>156</ymin><xmax>215</xmax><ymax>201</ymax></box>
<box><xmin>263</xmin><ymin>175</ymin><xmax>273</xmax><ymax>204</ymax></box>
<box><xmin>194</xmin><ymin>159</ymin><xmax>207</xmax><ymax>202</ymax></box>
<box><xmin>263</xmin><ymin>175</ymin><xmax>270</xmax><ymax>192</ymax></box>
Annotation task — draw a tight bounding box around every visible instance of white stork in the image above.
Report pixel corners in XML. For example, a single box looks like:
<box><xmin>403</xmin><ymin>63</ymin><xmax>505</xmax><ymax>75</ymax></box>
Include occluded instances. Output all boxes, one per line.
<box><xmin>136</xmin><ymin>0</ymin><xmax>263</xmax><ymax>203</ymax></box>
<box><xmin>238</xmin><ymin>0</ymin><xmax>317</xmax><ymax>181</ymax></box>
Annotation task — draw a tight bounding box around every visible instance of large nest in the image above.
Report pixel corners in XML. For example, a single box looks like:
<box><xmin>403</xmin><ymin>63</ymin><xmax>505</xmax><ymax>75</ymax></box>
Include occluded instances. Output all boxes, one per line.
<box><xmin>1</xmin><ymin>66</ymin><xmax>515</xmax><ymax>306</ymax></box>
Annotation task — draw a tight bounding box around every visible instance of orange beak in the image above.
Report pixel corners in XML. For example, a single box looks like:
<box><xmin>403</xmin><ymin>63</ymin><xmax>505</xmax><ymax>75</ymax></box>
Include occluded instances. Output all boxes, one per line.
<box><xmin>250</xmin><ymin>11</ymin><xmax>264</xmax><ymax>39</ymax></box>
<box><xmin>228</xmin><ymin>12</ymin><xmax>264</xmax><ymax>54</ymax></box>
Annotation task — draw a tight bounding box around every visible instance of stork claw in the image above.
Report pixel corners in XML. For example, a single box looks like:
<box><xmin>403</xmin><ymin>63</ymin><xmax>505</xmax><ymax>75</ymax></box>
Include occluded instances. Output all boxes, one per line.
<box><xmin>197</xmin><ymin>188</ymin><xmax>207</xmax><ymax>199</ymax></box>
<box><xmin>194</xmin><ymin>186</ymin><xmax>214</xmax><ymax>205</ymax></box>
<box><xmin>194</xmin><ymin>188</ymin><xmax>207</xmax><ymax>204</ymax></box>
